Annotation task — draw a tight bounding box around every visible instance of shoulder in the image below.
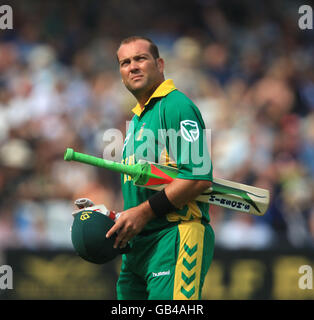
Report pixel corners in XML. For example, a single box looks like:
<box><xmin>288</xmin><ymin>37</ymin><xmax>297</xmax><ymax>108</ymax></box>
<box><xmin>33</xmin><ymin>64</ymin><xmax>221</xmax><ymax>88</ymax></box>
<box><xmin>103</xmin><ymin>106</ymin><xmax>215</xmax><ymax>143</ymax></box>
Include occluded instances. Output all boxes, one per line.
<box><xmin>165</xmin><ymin>89</ymin><xmax>194</xmax><ymax>105</ymax></box>
<box><xmin>158</xmin><ymin>89</ymin><xmax>206</xmax><ymax>130</ymax></box>
<box><xmin>162</xmin><ymin>89</ymin><xmax>201</xmax><ymax>116</ymax></box>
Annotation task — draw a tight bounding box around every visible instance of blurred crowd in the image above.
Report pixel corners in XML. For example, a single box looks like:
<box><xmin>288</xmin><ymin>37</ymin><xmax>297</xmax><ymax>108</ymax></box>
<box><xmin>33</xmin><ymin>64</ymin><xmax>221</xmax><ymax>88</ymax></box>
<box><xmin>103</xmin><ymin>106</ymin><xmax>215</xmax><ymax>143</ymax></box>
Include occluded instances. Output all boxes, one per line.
<box><xmin>0</xmin><ymin>0</ymin><xmax>313</xmax><ymax>251</ymax></box>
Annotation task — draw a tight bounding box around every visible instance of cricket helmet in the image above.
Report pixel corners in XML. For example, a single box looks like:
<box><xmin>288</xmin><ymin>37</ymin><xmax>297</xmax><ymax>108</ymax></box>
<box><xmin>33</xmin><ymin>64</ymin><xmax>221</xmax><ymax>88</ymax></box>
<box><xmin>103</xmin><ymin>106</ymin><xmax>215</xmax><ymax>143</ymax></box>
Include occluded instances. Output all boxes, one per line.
<box><xmin>71</xmin><ymin>209</ymin><xmax>129</xmax><ymax>264</ymax></box>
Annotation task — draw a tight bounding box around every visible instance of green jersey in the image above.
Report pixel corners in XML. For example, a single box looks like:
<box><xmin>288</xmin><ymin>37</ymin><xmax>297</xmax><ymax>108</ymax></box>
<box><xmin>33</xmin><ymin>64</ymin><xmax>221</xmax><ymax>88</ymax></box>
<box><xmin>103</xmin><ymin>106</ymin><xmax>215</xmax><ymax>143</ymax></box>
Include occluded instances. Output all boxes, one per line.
<box><xmin>121</xmin><ymin>79</ymin><xmax>213</xmax><ymax>233</ymax></box>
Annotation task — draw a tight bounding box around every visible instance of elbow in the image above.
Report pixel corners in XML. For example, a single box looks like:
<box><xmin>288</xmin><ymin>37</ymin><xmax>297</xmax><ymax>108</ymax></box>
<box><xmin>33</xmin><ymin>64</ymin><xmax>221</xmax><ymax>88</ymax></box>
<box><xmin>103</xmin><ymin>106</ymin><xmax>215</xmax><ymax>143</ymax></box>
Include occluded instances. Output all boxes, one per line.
<box><xmin>198</xmin><ymin>179</ymin><xmax>212</xmax><ymax>191</ymax></box>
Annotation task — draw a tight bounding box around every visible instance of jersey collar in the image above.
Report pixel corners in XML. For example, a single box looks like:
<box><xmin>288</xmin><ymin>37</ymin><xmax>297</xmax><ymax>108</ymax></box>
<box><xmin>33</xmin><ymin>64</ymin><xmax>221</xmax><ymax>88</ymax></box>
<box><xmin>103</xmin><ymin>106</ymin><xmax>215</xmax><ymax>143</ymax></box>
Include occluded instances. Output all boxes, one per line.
<box><xmin>131</xmin><ymin>79</ymin><xmax>176</xmax><ymax>117</ymax></box>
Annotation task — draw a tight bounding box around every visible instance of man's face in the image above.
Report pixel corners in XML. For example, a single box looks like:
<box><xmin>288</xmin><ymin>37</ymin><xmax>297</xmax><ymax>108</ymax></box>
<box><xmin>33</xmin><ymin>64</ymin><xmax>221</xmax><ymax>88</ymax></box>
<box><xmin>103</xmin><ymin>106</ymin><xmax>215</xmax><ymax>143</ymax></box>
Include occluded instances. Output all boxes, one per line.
<box><xmin>117</xmin><ymin>40</ymin><xmax>164</xmax><ymax>95</ymax></box>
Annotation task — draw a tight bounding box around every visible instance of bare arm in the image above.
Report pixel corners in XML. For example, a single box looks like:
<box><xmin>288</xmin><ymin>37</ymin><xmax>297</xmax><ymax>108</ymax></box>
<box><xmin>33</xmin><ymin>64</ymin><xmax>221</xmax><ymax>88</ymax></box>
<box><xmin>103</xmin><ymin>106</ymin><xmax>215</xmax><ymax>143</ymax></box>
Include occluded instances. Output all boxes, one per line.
<box><xmin>106</xmin><ymin>179</ymin><xmax>212</xmax><ymax>249</ymax></box>
<box><xmin>164</xmin><ymin>178</ymin><xmax>211</xmax><ymax>209</ymax></box>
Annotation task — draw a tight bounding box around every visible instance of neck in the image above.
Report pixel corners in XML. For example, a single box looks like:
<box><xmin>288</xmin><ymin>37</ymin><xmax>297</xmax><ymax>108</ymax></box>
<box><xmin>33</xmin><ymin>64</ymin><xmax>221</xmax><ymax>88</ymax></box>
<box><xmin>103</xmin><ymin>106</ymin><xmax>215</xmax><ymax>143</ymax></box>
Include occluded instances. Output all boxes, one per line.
<box><xmin>136</xmin><ymin>80</ymin><xmax>164</xmax><ymax>108</ymax></box>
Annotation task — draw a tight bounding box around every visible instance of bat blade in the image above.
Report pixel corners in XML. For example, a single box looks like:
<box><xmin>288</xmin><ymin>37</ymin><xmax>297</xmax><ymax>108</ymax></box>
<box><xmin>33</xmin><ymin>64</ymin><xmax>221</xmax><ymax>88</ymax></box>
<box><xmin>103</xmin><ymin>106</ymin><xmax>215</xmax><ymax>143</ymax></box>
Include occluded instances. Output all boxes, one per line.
<box><xmin>210</xmin><ymin>177</ymin><xmax>269</xmax><ymax>216</ymax></box>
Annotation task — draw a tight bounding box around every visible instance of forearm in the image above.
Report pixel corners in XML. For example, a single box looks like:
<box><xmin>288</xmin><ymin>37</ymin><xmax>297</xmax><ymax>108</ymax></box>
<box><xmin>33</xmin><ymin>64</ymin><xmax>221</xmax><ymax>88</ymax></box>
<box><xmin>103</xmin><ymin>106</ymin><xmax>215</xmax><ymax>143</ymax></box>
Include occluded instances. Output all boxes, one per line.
<box><xmin>150</xmin><ymin>178</ymin><xmax>212</xmax><ymax>211</ymax></box>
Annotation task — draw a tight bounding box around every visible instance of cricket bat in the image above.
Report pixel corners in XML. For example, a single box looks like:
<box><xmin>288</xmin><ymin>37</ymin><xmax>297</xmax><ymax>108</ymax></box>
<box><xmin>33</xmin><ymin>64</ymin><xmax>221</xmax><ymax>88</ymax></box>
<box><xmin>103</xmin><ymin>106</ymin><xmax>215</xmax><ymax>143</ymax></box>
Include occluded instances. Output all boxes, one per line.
<box><xmin>64</xmin><ymin>148</ymin><xmax>269</xmax><ymax>216</ymax></box>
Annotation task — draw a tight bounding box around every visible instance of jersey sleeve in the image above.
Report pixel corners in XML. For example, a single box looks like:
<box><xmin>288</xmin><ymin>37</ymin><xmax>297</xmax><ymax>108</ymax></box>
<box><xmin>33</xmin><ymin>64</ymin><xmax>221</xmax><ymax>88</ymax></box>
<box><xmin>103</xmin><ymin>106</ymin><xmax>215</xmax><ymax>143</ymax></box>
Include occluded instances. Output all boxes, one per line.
<box><xmin>160</xmin><ymin>92</ymin><xmax>213</xmax><ymax>181</ymax></box>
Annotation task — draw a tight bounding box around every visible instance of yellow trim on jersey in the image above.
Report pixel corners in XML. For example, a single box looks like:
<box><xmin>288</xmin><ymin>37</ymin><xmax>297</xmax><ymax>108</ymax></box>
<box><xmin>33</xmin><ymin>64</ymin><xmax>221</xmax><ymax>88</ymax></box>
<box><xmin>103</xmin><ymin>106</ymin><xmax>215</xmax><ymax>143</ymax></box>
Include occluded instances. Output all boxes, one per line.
<box><xmin>159</xmin><ymin>147</ymin><xmax>177</xmax><ymax>167</ymax></box>
<box><xmin>173</xmin><ymin>220</ymin><xmax>205</xmax><ymax>300</ymax></box>
<box><xmin>122</xmin><ymin>154</ymin><xmax>135</xmax><ymax>183</ymax></box>
<box><xmin>166</xmin><ymin>201</ymin><xmax>202</xmax><ymax>222</ymax></box>
<box><xmin>159</xmin><ymin>146</ymin><xmax>203</xmax><ymax>223</ymax></box>
<box><xmin>132</xmin><ymin>79</ymin><xmax>176</xmax><ymax>116</ymax></box>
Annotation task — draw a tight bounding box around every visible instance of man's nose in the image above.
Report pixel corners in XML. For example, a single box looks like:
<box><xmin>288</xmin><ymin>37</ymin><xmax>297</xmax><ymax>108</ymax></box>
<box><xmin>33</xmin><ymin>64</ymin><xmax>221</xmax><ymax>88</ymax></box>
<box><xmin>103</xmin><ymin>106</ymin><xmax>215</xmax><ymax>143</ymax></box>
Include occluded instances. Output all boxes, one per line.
<box><xmin>129</xmin><ymin>60</ymin><xmax>140</xmax><ymax>72</ymax></box>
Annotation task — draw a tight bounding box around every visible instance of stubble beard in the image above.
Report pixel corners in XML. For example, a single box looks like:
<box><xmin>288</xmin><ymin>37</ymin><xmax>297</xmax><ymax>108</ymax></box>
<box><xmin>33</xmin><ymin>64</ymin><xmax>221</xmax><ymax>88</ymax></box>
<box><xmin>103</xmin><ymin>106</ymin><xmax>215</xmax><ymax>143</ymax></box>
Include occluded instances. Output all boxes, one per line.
<box><xmin>125</xmin><ymin>76</ymin><xmax>154</xmax><ymax>100</ymax></box>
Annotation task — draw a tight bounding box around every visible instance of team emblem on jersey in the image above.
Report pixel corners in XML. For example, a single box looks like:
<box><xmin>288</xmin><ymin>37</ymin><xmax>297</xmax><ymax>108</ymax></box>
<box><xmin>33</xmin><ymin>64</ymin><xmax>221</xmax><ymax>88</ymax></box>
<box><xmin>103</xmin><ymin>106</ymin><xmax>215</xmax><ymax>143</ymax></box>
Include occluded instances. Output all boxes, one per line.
<box><xmin>180</xmin><ymin>120</ymin><xmax>199</xmax><ymax>142</ymax></box>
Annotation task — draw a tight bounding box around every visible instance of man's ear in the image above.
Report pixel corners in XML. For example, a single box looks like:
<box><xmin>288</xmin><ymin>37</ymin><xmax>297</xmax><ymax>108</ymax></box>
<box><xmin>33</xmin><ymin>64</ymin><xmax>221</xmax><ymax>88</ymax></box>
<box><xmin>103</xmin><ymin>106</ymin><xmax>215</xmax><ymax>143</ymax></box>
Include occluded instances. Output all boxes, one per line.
<box><xmin>156</xmin><ymin>58</ymin><xmax>165</xmax><ymax>73</ymax></box>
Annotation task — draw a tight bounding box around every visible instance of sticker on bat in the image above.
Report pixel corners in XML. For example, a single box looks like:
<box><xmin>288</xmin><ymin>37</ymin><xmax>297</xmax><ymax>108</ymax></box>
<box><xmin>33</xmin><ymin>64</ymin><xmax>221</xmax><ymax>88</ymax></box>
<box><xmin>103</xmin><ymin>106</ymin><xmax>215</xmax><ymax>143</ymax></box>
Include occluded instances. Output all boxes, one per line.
<box><xmin>209</xmin><ymin>195</ymin><xmax>251</xmax><ymax>212</ymax></box>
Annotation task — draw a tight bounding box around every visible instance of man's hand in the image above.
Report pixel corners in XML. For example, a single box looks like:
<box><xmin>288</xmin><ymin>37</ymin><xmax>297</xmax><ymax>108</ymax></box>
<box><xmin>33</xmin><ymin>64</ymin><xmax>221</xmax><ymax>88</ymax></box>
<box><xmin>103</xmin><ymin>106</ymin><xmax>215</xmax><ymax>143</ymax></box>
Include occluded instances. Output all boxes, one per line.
<box><xmin>105</xmin><ymin>178</ymin><xmax>211</xmax><ymax>249</ymax></box>
<box><xmin>106</xmin><ymin>201</ymin><xmax>155</xmax><ymax>249</ymax></box>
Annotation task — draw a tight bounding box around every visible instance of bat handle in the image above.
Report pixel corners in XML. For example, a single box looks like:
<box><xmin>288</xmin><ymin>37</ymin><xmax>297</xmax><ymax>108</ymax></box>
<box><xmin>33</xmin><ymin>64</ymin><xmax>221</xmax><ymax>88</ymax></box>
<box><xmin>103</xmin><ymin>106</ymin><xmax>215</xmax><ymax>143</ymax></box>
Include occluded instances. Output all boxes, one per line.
<box><xmin>64</xmin><ymin>148</ymin><xmax>74</xmax><ymax>161</ymax></box>
<box><xmin>64</xmin><ymin>148</ymin><xmax>140</xmax><ymax>178</ymax></box>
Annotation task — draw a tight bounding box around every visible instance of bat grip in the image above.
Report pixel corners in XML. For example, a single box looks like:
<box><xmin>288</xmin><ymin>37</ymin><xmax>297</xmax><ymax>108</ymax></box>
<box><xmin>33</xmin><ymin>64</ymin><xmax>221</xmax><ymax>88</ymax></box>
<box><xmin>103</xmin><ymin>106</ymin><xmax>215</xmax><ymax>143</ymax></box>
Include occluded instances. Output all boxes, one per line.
<box><xmin>64</xmin><ymin>148</ymin><xmax>138</xmax><ymax>177</ymax></box>
<box><xmin>64</xmin><ymin>148</ymin><xmax>74</xmax><ymax>161</ymax></box>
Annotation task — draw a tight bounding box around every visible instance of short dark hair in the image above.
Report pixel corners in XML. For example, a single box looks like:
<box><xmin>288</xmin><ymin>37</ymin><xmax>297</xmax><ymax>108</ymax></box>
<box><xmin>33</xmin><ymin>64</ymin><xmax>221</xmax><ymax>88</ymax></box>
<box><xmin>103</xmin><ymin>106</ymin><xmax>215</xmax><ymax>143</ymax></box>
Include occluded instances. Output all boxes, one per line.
<box><xmin>117</xmin><ymin>36</ymin><xmax>160</xmax><ymax>59</ymax></box>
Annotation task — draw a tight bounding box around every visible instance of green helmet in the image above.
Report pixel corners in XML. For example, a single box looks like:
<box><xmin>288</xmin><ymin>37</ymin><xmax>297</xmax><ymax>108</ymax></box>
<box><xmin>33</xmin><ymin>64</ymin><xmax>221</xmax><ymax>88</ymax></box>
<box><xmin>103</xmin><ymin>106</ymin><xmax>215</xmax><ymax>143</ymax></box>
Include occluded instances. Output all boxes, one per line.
<box><xmin>71</xmin><ymin>209</ymin><xmax>129</xmax><ymax>264</ymax></box>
